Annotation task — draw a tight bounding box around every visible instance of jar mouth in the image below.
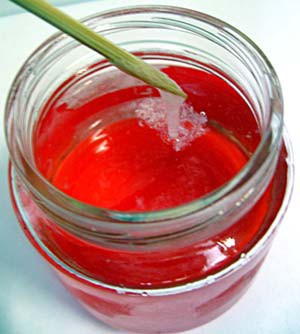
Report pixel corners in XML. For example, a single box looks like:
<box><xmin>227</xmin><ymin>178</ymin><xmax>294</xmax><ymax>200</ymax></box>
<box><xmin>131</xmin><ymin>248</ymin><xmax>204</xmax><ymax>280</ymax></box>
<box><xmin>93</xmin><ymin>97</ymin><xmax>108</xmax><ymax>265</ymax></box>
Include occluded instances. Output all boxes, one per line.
<box><xmin>5</xmin><ymin>5</ymin><xmax>283</xmax><ymax>223</ymax></box>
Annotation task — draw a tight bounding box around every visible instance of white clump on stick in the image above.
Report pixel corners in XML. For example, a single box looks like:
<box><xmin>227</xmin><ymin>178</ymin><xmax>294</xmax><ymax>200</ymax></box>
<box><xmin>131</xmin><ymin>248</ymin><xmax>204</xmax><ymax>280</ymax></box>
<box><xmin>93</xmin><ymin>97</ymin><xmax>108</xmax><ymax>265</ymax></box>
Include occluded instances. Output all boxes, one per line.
<box><xmin>135</xmin><ymin>90</ymin><xmax>207</xmax><ymax>151</ymax></box>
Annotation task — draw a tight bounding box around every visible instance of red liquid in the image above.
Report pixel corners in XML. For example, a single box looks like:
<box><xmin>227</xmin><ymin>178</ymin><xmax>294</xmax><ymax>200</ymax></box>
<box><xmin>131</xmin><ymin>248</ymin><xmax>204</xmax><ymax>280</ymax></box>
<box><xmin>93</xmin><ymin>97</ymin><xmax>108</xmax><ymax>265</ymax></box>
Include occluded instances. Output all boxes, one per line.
<box><xmin>11</xmin><ymin>65</ymin><xmax>287</xmax><ymax>332</ymax></box>
<box><xmin>52</xmin><ymin>120</ymin><xmax>247</xmax><ymax>211</ymax></box>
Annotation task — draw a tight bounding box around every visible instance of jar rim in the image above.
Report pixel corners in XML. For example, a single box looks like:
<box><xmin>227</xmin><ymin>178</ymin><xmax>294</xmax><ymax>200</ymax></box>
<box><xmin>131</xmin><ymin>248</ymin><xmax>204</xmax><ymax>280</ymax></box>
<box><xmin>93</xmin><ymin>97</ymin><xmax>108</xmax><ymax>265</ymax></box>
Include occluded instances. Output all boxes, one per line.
<box><xmin>5</xmin><ymin>5</ymin><xmax>284</xmax><ymax>223</ymax></box>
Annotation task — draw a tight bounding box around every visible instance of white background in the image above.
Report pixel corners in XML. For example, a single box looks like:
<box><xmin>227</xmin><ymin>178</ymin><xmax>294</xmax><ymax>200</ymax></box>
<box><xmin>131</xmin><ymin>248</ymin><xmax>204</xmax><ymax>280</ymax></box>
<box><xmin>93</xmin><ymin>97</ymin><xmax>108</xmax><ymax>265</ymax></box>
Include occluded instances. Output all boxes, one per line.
<box><xmin>0</xmin><ymin>0</ymin><xmax>88</xmax><ymax>16</ymax></box>
<box><xmin>0</xmin><ymin>0</ymin><xmax>299</xmax><ymax>333</ymax></box>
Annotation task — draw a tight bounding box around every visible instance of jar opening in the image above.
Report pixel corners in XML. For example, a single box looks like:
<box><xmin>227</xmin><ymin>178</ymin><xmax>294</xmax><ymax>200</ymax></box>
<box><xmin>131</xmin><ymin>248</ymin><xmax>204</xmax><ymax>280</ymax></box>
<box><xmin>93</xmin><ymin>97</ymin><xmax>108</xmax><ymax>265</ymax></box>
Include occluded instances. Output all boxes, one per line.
<box><xmin>5</xmin><ymin>6</ymin><xmax>283</xmax><ymax>223</ymax></box>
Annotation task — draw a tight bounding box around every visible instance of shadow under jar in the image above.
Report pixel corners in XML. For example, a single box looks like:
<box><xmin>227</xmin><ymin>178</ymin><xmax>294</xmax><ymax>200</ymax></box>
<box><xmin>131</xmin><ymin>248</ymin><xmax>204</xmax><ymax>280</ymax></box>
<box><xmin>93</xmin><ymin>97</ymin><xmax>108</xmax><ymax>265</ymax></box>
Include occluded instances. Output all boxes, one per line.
<box><xmin>5</xmin><ymin>6</ymin><xmax>293</xmax><ymax>334</ymax></box>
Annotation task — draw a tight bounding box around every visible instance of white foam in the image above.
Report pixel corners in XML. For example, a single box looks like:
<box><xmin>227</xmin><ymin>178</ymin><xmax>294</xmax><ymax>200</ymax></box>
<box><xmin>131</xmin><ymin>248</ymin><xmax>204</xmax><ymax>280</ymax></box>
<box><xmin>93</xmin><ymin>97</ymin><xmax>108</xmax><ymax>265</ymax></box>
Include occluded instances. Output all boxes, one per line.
<box><xmin>135</xmin><ymin>90</ymin><xmax>207</xmax><ymax>151</ymax></box>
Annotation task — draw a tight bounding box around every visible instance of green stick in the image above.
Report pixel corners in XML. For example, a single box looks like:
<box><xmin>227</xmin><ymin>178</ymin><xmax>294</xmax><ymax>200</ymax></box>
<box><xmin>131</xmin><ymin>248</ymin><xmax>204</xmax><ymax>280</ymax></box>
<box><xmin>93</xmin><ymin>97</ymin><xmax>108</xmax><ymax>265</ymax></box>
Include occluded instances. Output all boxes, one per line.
<box><xmin>10</xmin><ymin>0</ymin><xmax>187</xmax><ymax>99</ymax></box>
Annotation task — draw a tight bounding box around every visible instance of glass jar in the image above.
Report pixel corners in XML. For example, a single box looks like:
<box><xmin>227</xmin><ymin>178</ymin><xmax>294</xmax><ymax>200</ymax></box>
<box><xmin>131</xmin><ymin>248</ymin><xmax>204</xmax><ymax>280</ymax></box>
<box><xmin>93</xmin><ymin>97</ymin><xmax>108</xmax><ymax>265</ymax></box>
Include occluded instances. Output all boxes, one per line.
<box><xmin>5</xmin><ymin>5</ymin><xmax>293</xmax><ymax>334</ymax></box>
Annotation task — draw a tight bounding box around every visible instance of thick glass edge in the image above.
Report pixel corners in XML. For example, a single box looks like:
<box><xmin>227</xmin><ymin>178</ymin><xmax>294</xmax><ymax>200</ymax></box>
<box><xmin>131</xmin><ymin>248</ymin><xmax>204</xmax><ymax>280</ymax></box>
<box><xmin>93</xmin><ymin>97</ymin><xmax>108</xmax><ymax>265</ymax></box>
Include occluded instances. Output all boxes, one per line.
<box><xmin>5</xmin><ymin>5</ymin><xmax>283</xmax><ymax>223</ymax></box>
<box><xmin>11</xmin><ymin>129</ymin><xmax>294</xmax><ymax>296</ymax></box>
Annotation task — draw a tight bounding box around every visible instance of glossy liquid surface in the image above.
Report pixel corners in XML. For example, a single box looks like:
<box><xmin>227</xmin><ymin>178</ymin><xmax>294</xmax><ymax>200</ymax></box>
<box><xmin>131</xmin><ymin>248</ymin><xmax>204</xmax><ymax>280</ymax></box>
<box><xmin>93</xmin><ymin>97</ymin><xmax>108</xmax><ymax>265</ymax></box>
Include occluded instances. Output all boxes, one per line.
<box><xmin>52</xmin><ymin>119</ymin><xmax>247</xmax><ymax>212</ymax></box>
